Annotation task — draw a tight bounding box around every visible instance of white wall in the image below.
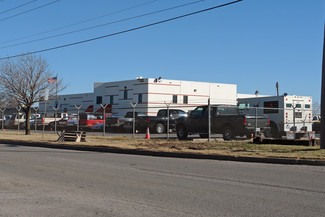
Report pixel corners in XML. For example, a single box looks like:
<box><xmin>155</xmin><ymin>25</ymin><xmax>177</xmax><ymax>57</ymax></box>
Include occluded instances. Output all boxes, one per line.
<box><xmin>39</xmin><ymin>93</ymin><xmax>94</xmax><ymax>113</ymax></box>
<box><xmin>41</xmin><ymin>78</ymin><xmax>238</xmax><ymax>117</ymax></box>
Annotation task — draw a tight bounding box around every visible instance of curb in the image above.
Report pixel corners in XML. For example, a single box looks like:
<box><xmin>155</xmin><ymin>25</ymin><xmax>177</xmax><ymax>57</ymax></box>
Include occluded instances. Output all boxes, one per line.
<box><xmin>1</xmin><ymin>139</ymin><xmax>325</xmax><ymax>166</ymax></box>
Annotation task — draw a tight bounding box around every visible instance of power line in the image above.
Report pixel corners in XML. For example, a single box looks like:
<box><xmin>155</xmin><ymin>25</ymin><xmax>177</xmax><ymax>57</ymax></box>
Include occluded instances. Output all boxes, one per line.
<box><xmin>0</xmin><ymin>0</ymin><xmax>61</xmax><ymax>22</ymax></box>
<box><xmin>0</xmin><ymin>0</ymin><xmax>159</xmax><ymax>45</ymax></box>
<box><xmin>0</xmin><ymin>0</ymin><xmax>38</xmax><ymax>16</ymax></box>
<box><xmin>0</xmin><ymin>0</ymin><xmax>244</xmax><ymax>60</ymax></box>
<box><xmin>0</xmin><ymin>0</ymin><xmax>205</xmax><ymax>50</ymax></box>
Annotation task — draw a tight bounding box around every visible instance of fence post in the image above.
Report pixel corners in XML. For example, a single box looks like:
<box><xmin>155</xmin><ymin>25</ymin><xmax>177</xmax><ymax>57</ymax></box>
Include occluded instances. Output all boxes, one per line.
<box><xmin>0</xmin><ymin>108</ymin><xmax>5</xmax><ymax>131</ymax></box>
<box><xmin>100</xmin><ymin>104</ymin><xmax>108</xmax><ymax>136</ymax></box>
<box><xmin>74</xmin><ymin>105</ymin><xmax>82</xmax><ymax>132</ymax></box>
<box><xmin>16</xmin><ymin>106</ymin><xmax>21</xmax><ymax>132</ymax></box>
<box><xmin>52</xmin><ymin>106</ymin><xmax>59</xmax><ymax>135</ymax></box>
<box><xmin>164</xmin><ymin>101</ymin><xmax>172</xmax><ymax>140</ymax></box>
<box><xmin>130</xmin><ymin>102</ymin><xmax>137</xmax><ymax>138</ymax></box>
<box><xmin>33</xmin><ymin>107</ymin><xmax>39</xmax><ymax>133</ymax></box>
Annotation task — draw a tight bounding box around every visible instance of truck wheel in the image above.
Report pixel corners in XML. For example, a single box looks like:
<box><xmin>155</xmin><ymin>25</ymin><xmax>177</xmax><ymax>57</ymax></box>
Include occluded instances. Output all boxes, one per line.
<box><xmin>223</xmin><ymin>126</ymin><xmax>234</xmax><ymax>140</ymax></box>
<box><xmin>155</xmin><ymin>123</ymin><xmax>165</xmax><ymax>134</ymax></box>
<box><xmin>176</xmin><ymin>125</ymin><xmax>188</xmax><ymax>140</ymax></box>
<box><xmin>266</xmin><ymin>122</ymin><xmax>280</xmax><ymax>138</ymax></box>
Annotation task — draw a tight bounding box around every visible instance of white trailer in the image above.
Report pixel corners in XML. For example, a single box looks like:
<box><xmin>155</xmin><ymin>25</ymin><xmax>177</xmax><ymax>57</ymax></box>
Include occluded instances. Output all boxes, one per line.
<box><xmin>237</xmin><ymin>95</ymin><xmax>314</xmax><ymax>139</ymax></box>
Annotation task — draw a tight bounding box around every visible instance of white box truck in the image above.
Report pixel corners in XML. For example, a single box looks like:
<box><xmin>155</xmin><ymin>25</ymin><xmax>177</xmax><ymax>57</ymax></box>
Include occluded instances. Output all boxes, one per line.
<box><xmin>237</xmin><ymin>95</ymin><xmax>314</xmax><ymax>139</ymax></box>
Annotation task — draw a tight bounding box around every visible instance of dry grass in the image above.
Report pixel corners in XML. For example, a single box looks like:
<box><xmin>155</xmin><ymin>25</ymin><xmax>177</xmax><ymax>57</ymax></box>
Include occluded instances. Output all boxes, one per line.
<box><xmin>1</xmin><ymin>131</ymin><xmax>324</xmax><ymax>160</ymax></box>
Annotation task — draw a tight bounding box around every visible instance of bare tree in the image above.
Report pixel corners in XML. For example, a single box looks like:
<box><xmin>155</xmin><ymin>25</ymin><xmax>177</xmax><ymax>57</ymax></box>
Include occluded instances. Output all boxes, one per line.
<box><xmin>0</xmin><ymin>55</ymin><xmax>64</xmax><ymax>135</ymax></box>
<box><xmin>313</xmin><ymin>101</ymin><xmax>320</xmax><ymax>116</ymax></box>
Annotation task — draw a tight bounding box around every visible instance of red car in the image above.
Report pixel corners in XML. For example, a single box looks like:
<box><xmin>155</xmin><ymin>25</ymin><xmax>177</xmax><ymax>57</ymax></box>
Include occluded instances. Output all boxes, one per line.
<box><xmin>79</xmin><ymin>113</ymin><xmax>104</xmax><ymax>129</ymax></box>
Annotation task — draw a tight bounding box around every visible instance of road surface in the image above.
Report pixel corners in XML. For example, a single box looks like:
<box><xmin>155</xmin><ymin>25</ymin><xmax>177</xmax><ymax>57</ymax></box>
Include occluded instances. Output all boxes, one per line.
<box><xmin>0</xmin><ymin>143</ymin><xmax>324</xmax><ymax>217</ymax></box>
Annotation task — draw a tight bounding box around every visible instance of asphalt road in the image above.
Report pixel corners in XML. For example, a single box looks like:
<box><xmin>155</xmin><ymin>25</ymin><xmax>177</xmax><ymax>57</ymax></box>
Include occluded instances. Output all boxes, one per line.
<box><xmin>0</xmin><ymin>144</ymin><xmax>324</xmax><ymax>217</ymax></box>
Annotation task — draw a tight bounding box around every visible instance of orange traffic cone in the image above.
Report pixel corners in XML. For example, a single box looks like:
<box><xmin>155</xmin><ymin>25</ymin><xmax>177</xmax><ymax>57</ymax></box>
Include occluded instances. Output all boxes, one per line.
<box><xmin>145</xmin><ymin>127</ymin><xmax>150</xmax><ymax>139</ymax></box>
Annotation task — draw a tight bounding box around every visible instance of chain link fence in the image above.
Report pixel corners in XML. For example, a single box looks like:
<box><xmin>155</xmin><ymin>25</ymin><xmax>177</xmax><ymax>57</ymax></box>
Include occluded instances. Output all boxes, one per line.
<box><xmin>0</xmin><ymin>101</ymin><xmax>317</xmax><ymax>140</ymax></box>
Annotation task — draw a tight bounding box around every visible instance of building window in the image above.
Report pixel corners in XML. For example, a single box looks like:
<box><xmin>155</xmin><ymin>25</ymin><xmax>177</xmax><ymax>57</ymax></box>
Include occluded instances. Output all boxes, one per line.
<box><xmin>138</xmin><ymin>94</ymin><xmax>143</xmax><ymax>103</ymax></box>
<box><xmin>96</xmin><ymin>96</ymin><xmax>102</xmax><ymax>104</ymax></box>
<box><xmin>286</xmin><ymin>103</ymin><xmax>292</xmax><ymax>108</ymax></box>
<box><xmin>305</xmin><ymin>104</ymin><xmax>311</xmax><ymax>108</ymax></box>
<box><xmin>264</xmin><ymin>101</ymin><xmax>278</xmax><ymax>114</ymax></box>
<box><xmin>172</xmin><ymin>95</ymin><xmax>177</xmax><ymax>104</ymax></box>
<box><xmin>110</xmin><ymin>96</ymin><xmax>114</xmax><ymax>105</ymax></box>
<box><xmin>124</xmin><ymin>90</ymin><xmax>128</xmax><ymax>99</ymax></box>
<box><xmin>183</xmin><ymin>95</ymin><xmax>188</xmax><ymax>104</ymax></box>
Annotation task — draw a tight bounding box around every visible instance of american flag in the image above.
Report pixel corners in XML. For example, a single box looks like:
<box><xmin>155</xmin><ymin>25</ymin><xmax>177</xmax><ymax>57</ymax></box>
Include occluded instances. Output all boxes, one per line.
<box><xmin>47</xmin><ymin>77</ymin><xmax>57</xmax><ymax>84</ymax></box>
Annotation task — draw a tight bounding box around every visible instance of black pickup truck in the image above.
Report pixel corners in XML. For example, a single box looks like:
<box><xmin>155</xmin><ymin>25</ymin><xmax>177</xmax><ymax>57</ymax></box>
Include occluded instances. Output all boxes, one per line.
<box><xmin>106</xmin><ymin>109</ymin><xmax>187</xmax><ymax>134</ymax></box>
<box><xmin>176</xmin><ymin>105</ymin><xmax>270</xmax><ymax>140</ymax></box>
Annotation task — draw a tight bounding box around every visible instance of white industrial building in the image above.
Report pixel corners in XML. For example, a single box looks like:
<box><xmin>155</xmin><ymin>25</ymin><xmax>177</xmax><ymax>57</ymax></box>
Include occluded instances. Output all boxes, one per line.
<box><xmin>40</xmin><ymin>78</ymin><xmax>238</xmax><ymax>116</ymax></box>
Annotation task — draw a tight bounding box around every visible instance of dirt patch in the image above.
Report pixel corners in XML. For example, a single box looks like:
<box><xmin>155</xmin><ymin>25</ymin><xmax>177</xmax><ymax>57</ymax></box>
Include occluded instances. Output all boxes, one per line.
<box><xmin>0</xmin><ymin>131</ymin><xmax>324</xmax><ymax>160</ymax></box>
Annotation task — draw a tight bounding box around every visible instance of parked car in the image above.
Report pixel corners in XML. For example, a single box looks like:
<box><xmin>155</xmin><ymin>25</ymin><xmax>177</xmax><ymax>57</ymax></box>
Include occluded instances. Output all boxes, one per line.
<box><xmin>35</xmin><ymin>112</ymin><xmax>69</xmax><ymax>128</ymax></box>
<box><xmin>176</xmin><ymin>105</ymin><xmax>270</xmax><ymax>140</ymax></box>
<box><xmin>79</xmin><ymin>113</ymin><xmax>105</xmax><ymax>130</ymax></box>
<box><xmin>313</xmin><ymin>115</ymin><xmax>321</xmax><ymax>122</ymax></box>
<box><xmin>66</xmin><ymin>115</ymin><xmax>79</xmax><ymax>129</ymax></box>
<box><xmin>47</xmin><ymin>114</ymin><xmax>78</xmax><ymax>130</ymax></box>
<box><xmin>5</xmin><ymin>113</ymin><xmax>26</xmax><ymax>128</ymax></box>
<box><xmin>312</xmin><ymin>115</ymin><xmax>321</xmax><ymax>134</ymax></box>
<box><xmin>90</xmin><ymin>122</ymin><xmax>104</xmax><ymax>131</ymax></box>
<box><xmin>312</xmin><ymin>121</ymin><xmax>320</xmax><ymax>134</ymax></box>
<box><xmin>106</xmin><ymin>109</ymin><xmax>187</xmax><ymax>134</ymax></box>
<box><xmin>0</xmin><ymin>115</ymin><xmax>11</xmax><ymax>128</ymax></box>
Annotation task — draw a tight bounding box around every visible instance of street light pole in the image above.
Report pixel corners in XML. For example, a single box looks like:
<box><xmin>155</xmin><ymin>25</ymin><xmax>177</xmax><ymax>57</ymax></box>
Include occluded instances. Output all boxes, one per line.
<box><xmin>321</xmin><ymin>23</ymin><xmax>325</xmax><ymax>149</ymax></box>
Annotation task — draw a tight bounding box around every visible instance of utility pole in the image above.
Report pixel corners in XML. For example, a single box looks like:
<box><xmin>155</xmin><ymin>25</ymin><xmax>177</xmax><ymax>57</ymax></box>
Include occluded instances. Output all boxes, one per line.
<box><xmin>208</xmin><ymin>98</ymin><xmax>211</xmax><ymax>142</ymax></box>
<box><xmin>321</xmin><ymin>23</ymin><xmax>325</xmax><ymax>149</ymax></box>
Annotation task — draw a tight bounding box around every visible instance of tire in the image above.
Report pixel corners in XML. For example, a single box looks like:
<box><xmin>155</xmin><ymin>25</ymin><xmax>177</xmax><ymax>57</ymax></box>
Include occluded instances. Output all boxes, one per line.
<box><xmin>199</xmin><ymin>134</ymin><xmax>208</xmax><ymax>138</ymax></box>
<box><xmin>223</xmin><ymin>126</ymin><xmax>234</xmax><ymax>140</ymax></box>
<box><xmin>155</xmin><ymin>123</ymin><xmax>165</xmax><ymax>134</ymax></box>
<box><xmin>176</xmin><ymin>124</ymin><xmax>188</xmax><ymax>140</ymax></box>
<box><xmin>266</xmin><ymin>122</ymin><xmax>280</xmax><ymax>138</ymax></box>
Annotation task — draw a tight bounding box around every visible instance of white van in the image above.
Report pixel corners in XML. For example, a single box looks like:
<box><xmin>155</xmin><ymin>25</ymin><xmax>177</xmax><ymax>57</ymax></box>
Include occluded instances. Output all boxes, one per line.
<box><xmin>5</xmin><ymin>113</ymin><xmax>26</xmax><ymax>128</ymax></box>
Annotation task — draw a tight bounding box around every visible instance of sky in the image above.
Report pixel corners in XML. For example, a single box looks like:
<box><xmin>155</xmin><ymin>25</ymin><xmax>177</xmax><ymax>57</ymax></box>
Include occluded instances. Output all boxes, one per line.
<box><xmin>0</xmin><ymin>0</ymin><xmax>324</xmax><ymax>103</ymax></box>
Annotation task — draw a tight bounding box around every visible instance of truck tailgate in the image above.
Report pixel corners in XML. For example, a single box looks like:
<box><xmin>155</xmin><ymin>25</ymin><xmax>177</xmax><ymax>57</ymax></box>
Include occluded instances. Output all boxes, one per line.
<box><xmin>245</xmin><ymin>115</ymin><xmax>270</xmax><ymax>130</ymax></box>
